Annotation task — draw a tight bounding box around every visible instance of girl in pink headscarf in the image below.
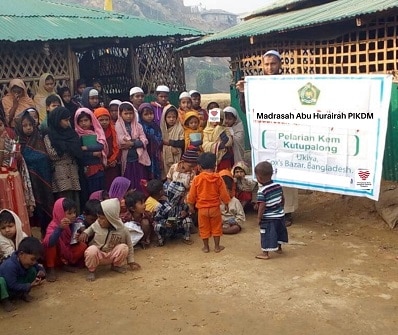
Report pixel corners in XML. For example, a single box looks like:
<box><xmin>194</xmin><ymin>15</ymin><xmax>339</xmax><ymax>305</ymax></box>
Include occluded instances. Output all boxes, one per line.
<box><xmin>115</xmin><ymin>102</ymin><xmax>150</xmax><ymax>192</ymax></box>
<box><xmin>42</xmin><ymin>198</ymin><xmax>87</xmax><ymax>282</ymax></box>
<box><xmin>74</xmin><ymin>107</ymin><xmax>109</xmax><ymax>205</ymax></box>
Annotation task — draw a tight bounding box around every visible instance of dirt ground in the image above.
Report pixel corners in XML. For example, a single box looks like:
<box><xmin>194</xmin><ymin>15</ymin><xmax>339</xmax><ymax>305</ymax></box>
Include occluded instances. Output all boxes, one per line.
<box><xmin>1</xmin><ymin>190</ymin><xmax>398</xmax><ymax>335</ymax></box>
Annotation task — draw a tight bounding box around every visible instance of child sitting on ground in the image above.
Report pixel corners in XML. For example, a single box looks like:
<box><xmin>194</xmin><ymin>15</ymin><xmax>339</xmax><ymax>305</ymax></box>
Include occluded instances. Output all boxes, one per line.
<box><xmin>71</xmin><ymin>199</ymin><xmax>101</xmax><ymax>244</ymax></box>
<box><xmin>254</xmin><ymin>161</ymin><xmax>288</xmax><ymax>260</ymax></box>
<box><xmin>153</xmin><ymin>196</ymin><xmax>193</xmax><ymax>246</ymax></box>
<box><xmin>0</xmin><ymin>237</ymin><xmax>45</xmax><ymax>311</ymax></box>
<box><xmin>219</xmin><ymin>170</ymin><xmax>245</xmax><ymax>234</ymax></box>
<box><xmin>166</xmin><ymin>152</ymin><xmax>198</xmax><ymax>193</ymax></box>
<box><xmin>0</xmin><ymin>209</ymin><xmax>28</xmax><ymax>262</ymax></box>
<box><xmin>42</xmin><ymin>198</ymin><xmax>87</xmax><ymax>282</ymax></box>
<box><xmin>232</xmin><ymin>161</ymin><xmax>258</xmax><ymax>210</ymax></box>
<box><xmin>79</xmin><ymin>198</ymin><xmax>141</xmax><ymax>281</ymax></box>
<box><xmin>124</xmin><ymin>191</ymin><xmax>151</xmax><ymax>247</ymax></box>
<box><xmin>145</xmin><ymin>179</ymin><xmax>164</xmax><ymax>213</ymax></box>
<box><xmin>187</xmin><ymin>152</ymin><xmax>230</xmax><ymax>253</ymax></box>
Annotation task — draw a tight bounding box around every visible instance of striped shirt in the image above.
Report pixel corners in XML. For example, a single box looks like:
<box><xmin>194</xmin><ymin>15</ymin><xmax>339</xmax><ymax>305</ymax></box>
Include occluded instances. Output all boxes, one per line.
<box><xmin>257</xmin><ymin>181</ymin><xmax>285</xmax><ymax>219</ymax></box>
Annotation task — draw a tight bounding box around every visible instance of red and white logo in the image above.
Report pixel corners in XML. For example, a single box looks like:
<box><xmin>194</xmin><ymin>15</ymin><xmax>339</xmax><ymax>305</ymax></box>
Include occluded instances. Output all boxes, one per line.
<box><xmin>355</xmin><ymin>169</ymin><xmax>373</xmax><ymax>190</ymax></box>
<box><xmin>357</xmin><ymin>170</ymin><xmax>370</xmax><ymax>180</ymax></box>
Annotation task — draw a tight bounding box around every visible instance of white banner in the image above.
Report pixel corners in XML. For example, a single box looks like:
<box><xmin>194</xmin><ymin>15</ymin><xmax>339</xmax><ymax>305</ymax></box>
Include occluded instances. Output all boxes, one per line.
<box><xmin>245</xmin><ymin>75</ymin><xmax>392</xmax><ymax>200</ymax></box>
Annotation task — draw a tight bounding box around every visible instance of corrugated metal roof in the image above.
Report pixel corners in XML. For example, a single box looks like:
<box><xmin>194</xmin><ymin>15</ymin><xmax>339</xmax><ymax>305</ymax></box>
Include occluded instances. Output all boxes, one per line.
<box><xmin>179</xmin><ymin>0</ymin><xmax>398</xmax><ymax>54</ymax></box>
<box><xmin>244</xmin><ymin>0</ymin><xmax>310</xmax><ymax>19</ymax></box>
<box><xmin>0</xmin><ymin>0</ymin><xmax>203</xmax><ymax>42</ymax></box>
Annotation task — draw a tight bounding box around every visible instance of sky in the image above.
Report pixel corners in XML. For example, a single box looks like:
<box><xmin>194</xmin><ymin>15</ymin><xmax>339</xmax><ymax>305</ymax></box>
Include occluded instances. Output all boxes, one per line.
<box><xmin>183</xmin><ymin>0</ymin><xmax>271</xmax><ymax>15</ymax></box>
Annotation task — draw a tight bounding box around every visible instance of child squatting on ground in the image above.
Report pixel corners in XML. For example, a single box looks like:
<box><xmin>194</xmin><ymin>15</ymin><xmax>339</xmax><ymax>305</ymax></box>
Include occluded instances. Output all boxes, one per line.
<box><xmin>78</xmin><ymin>198</ymin><xmax>141</xmax><ymax>281</ymax></box>
<box><xmin>187</xmin><ymin>152</ymin><xmax>231</xmax><ymax>253</ymax></box>
<box><xmin>0</xmin><ymin>237</ymin><xmax>45</xmax><ymax>312</ymax></box>
<box><xmin>254</xmin><ymin>161</ymin><xmax>288</xmax><ymax>260</ymax></box>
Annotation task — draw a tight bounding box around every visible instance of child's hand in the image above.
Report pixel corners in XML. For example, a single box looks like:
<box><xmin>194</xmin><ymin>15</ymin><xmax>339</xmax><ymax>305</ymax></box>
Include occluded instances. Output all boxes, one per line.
<box><xmin>191</xmin><ymin>140</ymin><xmax>202</xmax><ymax>147</ymax></box>
<box><xmin>128</xmin><ymin>262</ymin><xmax>141</xmax><ymax>271</ymax></box>
<box><xmin>253</xmin><ymin>203</ymin><xmax>259</xmax><ymax>211</ymax></box>
<box><xmin>36</xmin><ymin>270</ymin><xmax>46</xmax><ymax>279</ymax></box>
<box><xmin>78</xmin><ymin>232</ymin><xmax>88</xmax><ymax>243</ymax></box>
<box><xmin>188</xmin><ymin>204</ymin><xmax>195</xmax><ymax>214</ymax></box>
<box><xmin>120</xmin><ymin>140</ymin><xmax>134</xmax><ymax>150</ymax></box>
<box><xmin>60</xmin><ymin>218</ymin><xmax>70</xmax><ymax>229</ymax></box>
<box><xmin>93</xmin><ymin>151</ymin><xmax>102</xmax><ymax>157</ymax></box>
<box><xmin>31</xmin><ymin>277</ymin><xmax>43</xmax><ymax>287</ymax></box>
<box><xmin>81</xmin><ymin>146</ymin><xmax>87</xmax><ymax>151</ymax></box>
<box><xmin>108</xmin><ymin>160</ymin><xmax>117</xmax><ymax>168</ymax></box>
<box><xmin>180</xmin><ymin>210</ymin><xmax>188</xmax><ymax>218</ymax></box>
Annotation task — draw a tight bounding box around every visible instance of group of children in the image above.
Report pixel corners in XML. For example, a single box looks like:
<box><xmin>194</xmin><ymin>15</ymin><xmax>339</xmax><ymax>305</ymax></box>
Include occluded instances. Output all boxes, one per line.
<box><xmin>0</xmin><ymin>77</ymin><xmax>290</xmax><ymax>312</ymax></box>
<box><xmin>0</xmin><ymin>154</ymin><xmax>289</xmax><ymax>312</ymax></box>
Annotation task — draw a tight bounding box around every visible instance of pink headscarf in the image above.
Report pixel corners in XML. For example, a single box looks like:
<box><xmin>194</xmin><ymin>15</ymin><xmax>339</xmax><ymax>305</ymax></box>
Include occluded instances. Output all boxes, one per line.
<box><xmin>74</xmin><ymin>107</ymin><xmax>109</xmax><ymax>166</ymax></box>
<box><xmin>115</xmin><ymin>101</ymin><xmax>150</xmax><ymax>174</ymax></box>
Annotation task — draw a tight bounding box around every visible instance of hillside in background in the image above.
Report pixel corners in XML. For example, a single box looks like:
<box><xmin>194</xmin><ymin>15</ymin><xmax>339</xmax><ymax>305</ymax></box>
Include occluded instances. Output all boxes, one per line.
<box><xmin>61</xmin><ymin>0</ymin><xmax>235</xmax><ymax>93</ymax></box>
<box><xmin>60</xmin><ymin>0</ymin><xmax>236</xmax><ymax>31</ymax></box>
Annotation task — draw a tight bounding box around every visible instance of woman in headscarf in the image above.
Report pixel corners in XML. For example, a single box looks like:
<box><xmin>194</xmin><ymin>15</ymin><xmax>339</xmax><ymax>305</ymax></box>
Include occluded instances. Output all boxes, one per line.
<box><xmin>108</xmin><ymin>176</ymin><xmax>132</xmax><ymax>223</ymax></box>
<box><xmin>15</xmin><ymin>109</ymin><xmax>54</xmax><ymax>237</ymax></box>
<box><xmin>81</xmin><ymin>87</ymin><xmax>100</xmax><ymax>111</ymax></box>
<box><xmin>33</xmin><ymin>73</ymin><xmax>63</xmax><ymax>122</ymax></box>
<box><xmin>223</xmin><ymin>106</ymin><xmax>245</xmax><ymax>164</ymax></box>
<box><xmin>0</xmin><ymin>114</ymin><xmax>33</xmax><ymax>236</ymax></box>
<box><xmin>43</xmin><ymin>107</ymin><xmax>83</xmax><ymax>211</ymax></box>
<box><xmin>1</xmin><ymin>79</ymin><xmax>35</xmax><ymax>127</ymax></box>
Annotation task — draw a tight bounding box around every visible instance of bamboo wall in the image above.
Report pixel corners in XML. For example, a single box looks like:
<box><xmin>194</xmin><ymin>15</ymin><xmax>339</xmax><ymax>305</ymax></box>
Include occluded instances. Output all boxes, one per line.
<box><xmin>230</xmin><ymin>13</ymin><xmax>398</xmax><ymax>81</ymax></box>
<box><xmin>0</xmin><ymin>38</ymin><xmax>186</xmax><ymax>100</ymax></box>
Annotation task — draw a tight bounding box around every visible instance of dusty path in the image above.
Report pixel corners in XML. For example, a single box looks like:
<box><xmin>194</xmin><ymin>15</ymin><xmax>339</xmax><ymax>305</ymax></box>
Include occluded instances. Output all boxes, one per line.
<box><xmin>1</xmin><ymin>191</ymin><xmax>398</xmax><ymax>335</ymax></box>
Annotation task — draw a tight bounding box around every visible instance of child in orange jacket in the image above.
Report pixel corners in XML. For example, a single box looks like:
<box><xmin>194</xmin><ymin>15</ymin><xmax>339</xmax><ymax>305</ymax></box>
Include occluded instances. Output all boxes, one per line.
<box><xmin>187</xmin><ymin>152</ymin><xmax>230</xmax><ymax>253</ymax></box>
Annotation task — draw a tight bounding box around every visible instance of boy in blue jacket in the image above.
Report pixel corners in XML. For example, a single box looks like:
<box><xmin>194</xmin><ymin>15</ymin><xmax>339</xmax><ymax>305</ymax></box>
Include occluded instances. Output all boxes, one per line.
<box><xmin>0</xmin><ymin>237</ymin><xmax>45</xmax><ymax>311</ymax></box>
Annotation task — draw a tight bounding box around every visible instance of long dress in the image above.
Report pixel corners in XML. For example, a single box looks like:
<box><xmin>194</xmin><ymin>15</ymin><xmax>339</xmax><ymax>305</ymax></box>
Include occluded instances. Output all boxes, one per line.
<box><xmin>15</xmin><ymin>111</ymin><xmax>54</xmax><ymax>236</ymax></box>
<box><xmin>0</xmin><ymin>127</ymin><xmax>33</xmax><ymax>236</ymax></box>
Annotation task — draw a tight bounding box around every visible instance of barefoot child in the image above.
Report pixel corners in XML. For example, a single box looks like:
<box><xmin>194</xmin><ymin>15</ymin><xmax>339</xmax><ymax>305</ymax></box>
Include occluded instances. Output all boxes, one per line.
<box><xmin>0</xmin><ymin>237</ymin><xmax>45</xmax><ymax>310</ymax></box>
<box><xmin>79</xmin><ymin>198</ymin><xmax>141</xmax><ymax>281</ymax></box>
<box><xmin>254</xmin><ymin>161</ymin><xmax>288</xmax><ymax>260</ymax></box>
<box><xmin>187</xmin><ymin>152</ymin><xmax>230</xmax><ymax>253</ymax></box>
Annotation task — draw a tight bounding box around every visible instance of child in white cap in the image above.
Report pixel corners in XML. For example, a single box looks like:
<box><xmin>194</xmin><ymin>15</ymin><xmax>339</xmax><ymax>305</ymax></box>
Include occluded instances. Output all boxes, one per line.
<box><xmin>151</xmin><ymin>85</ymin><xmax>170</xmax><ymax>125</ymax></box>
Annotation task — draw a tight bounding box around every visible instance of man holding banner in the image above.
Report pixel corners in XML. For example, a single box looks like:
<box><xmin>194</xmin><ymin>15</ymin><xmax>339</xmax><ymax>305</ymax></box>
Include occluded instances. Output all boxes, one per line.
<box><xmin>236</xmin><ymin>50</ymin><xmax>298</xmax><ymax>226</ymax></box>
<box><xmin>239</xmin><ymin>56</ymin><xmax>391</xmax><ymax>204</ymax></box>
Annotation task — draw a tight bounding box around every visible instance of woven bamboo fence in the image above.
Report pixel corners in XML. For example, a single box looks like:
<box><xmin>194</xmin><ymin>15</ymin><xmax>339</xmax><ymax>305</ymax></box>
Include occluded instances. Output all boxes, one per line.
<box><xmin>0</xmin><ymin>42</ymin><xmax>74</xmax><ymax>98</ymax></box>
<box><xmin>0</xmin><ymin>38</ymin><xmax>186</xmax><ymax>99</ymax></box>
<box><xmin>230</xmin><ymin>12</ymin><xmax>398</xmax><ymax>81</ymax></box>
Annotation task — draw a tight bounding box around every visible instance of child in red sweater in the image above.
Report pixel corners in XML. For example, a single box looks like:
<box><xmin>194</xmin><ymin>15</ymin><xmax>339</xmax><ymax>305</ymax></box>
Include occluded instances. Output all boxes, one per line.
<box><xmin>187</xmin><ymin>152</ymin><xmax>230</xmax><ymax>253</ymax></box>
